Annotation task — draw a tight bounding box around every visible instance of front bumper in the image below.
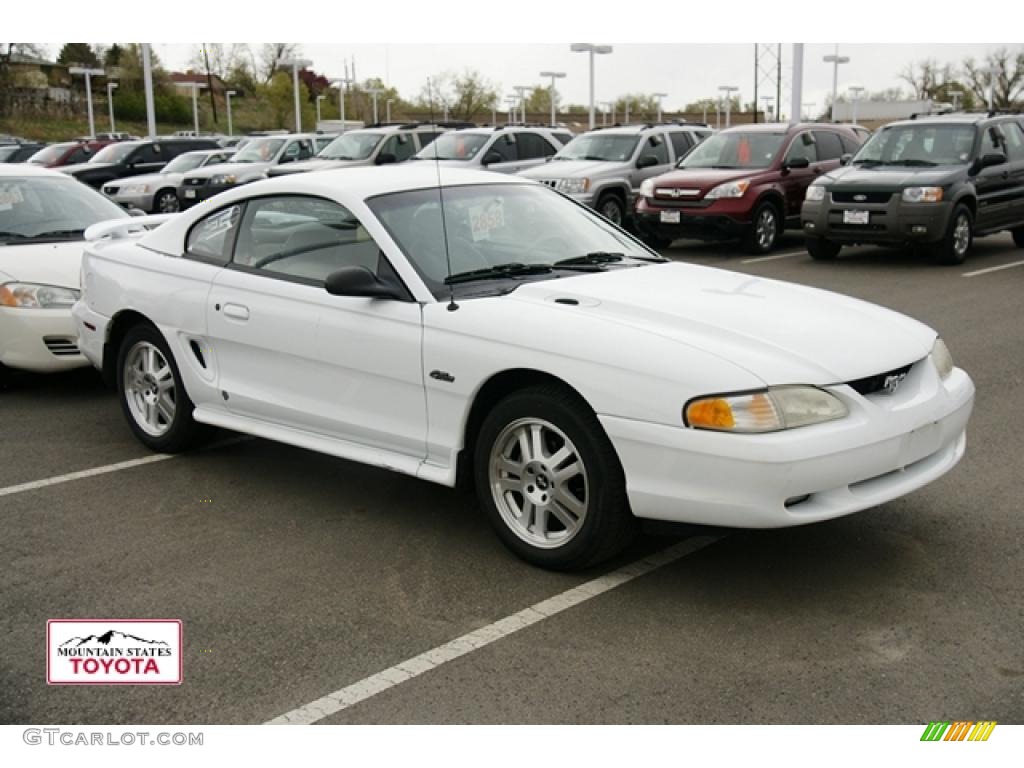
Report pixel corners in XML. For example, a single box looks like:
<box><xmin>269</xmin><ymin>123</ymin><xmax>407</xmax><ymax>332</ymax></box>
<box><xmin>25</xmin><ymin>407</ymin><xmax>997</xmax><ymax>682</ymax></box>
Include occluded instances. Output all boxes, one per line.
<box><xmin>105</xmin><ymin>191</ymin><xmax>156</xmax><ymax>212</ymax></box>
<box><xmin>0</xmin><ymin>306</ymin><xmax>89</xmax><ymax>373</ymax></box>
<box><xmin>634</xmin><ymin>196</ymin><xmax>752</xmax><ymax>242</ymax></box>
<box><xmin>802</xmin><ymin>195</ymin><xmax>954</xmax><ymax>245</ymax></box>
<box><xmin>178</xmin><ymin>183</ymin><xmax>235</xmax><ymax>209</ymax></box>
<box><xmin>600</xmin><ymin>360</ymin><xmax>974</xmax><ymax>528</ymax></box>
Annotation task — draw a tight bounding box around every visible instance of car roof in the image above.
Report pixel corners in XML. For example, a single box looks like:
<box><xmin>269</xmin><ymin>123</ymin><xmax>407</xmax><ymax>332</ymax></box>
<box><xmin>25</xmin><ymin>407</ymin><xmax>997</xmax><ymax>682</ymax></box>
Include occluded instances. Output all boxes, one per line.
<box><xmin>884</xmin><ymin>113</ymin><xmax>1019</xmax><ymax>129</ymax></box>
<box><xmin>137</xmin><ymin>166</ymin><xmax>533</xmax><ymax>256</ymax></box>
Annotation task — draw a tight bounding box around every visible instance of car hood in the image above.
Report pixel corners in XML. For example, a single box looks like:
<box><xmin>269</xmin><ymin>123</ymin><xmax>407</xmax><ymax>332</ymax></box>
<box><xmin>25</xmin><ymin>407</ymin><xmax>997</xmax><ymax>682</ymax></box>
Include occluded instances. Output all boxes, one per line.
<box><xmin>505</xmin><ymin>262</ymin><xmax>934</xmax><ymax>385</ymax></box>
<box><xmin>820</xmin><ymin>164</ymin><xmax>964</xmax><ymax>188</ymax></box>
<box><xmin>0</xmin><ymin>241</ymin><xmax>86</xmax><ymax>289</ymax></box>
<box><xmin>519</xmin><ymin>159</ymin><xmax>621</xmax><ymax>179</ymax></box>
<box><xmin>184</xmin><ymin>161</ymin><xmax>271</xmax><ymax>179</ymax></box>
<box><xmin>59</xmin><ymin>162</ymin><xmax>116</xmax><ymax>176</ymax></box>
<box><xmin>646</xmin><ymin>167</ymin><xmax>771</xmax><ymax>195</ymax></box>
<box><xmin>270</xmin><ymin>158</ymin><xmax>367</xmax><ymax>174</ymax></box>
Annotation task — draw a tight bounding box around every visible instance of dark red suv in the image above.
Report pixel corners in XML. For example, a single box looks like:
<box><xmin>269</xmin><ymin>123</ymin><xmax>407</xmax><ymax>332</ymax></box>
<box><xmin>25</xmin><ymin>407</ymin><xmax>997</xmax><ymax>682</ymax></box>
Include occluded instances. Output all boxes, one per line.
<box><xmin>25</xmin><ymin>139</ymin><xmax>118</xmax><ymax>168</ymax></box>
<box><xmin>635</xmin><ymin>122</ymin><xmax>865</xmax><ymax>253</ymax></box>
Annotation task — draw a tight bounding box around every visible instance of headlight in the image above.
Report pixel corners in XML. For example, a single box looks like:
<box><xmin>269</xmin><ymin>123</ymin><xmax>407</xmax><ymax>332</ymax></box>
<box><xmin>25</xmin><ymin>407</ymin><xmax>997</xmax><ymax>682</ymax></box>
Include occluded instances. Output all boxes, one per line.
<box><xmin>121</xmin><ymin>183</ymin><xmax>150</xmax><ymax>195</ymax></box>
<box><xmin>932</xmin><ymin>338</ymin><xmax>954</xmax><ymax>380</ymax></box>
<box><xmin>0</xmin><ymin>282</ymin><xmax>80</xmax><ymax>309</ymax></box>
<box><xmin>556</xmin><ymin>178</ymin><xmax>589</xmax><ymax>194</ymax></box>
<box><xmin>902</xmin><ymin>186</ymin><xmax>943</xmax><ymax>203</ymax></box>
<box><xmin>210</xmin><ymin>174</ymin><xmax>237</xmax><ymax>186</ymax></box>
<box><xmin>684</xmin><ymin>386</ymin><xmax>848</xmax><ymax>433</ymax></box>
<box><xmin>805</xmin><ymin>185</ymin><xmax>826</xmax><ymax>201</ymax></box>
<box><xmin>704</xmin><ymin>179</ymin><xmax>751</xmax><ymax>199</ymax></box>
<box><xmin>640</xmin><ymin>178</ymin><xmax>655</xmax><ymax>198</ymax></box>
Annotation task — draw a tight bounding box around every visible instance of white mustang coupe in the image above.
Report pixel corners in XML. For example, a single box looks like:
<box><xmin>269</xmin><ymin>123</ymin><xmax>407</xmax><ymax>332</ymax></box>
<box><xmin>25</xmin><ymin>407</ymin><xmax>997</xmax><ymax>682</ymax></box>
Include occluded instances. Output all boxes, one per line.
<box><xmin>73</xmin><ymin>166</ymin><xmax>974</xmax><ymax>570</ymax></box>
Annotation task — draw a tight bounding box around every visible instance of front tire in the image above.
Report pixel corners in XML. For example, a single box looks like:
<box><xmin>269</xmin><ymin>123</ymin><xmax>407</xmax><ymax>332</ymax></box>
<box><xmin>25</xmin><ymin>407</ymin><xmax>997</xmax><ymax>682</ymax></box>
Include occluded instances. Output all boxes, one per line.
<box><xmin>931</xmin><ymin>204</ymin><xmax>973</xmax><ymax>265</ymax></box>
<box><xmin>595</xmin><ymin>193</ymin><xmax>625</xmax><ymax>227</ymax></box>
<box><xmin>806</xmin><ymin>236</ymin><xmax>842</xmax><ymax>261</ymax></box>
<box><xmin>742</xmin><ymin>201</ymin><xmax>781</xmax><ymax>254</ymax></box>
<box><xmin>116</xmin><ymin>323</ymin><xmax>207</xmax><ymax>452</ymax></box>
<box><xmin>473</xmin><ymin>385</ymin><xmax>636</xmax><ymax>570</ymax></box>
<box><xmin>153</xmin><ymin>189</ymin><xmax>179</xmax><ymax>214</ymax></box>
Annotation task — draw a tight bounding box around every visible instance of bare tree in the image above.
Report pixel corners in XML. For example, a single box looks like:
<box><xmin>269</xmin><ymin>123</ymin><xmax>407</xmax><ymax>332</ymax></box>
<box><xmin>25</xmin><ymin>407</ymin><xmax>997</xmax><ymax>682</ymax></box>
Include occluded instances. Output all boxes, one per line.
<box><xmin>963</xmin><ymin>48</ymin><xmax>1024</xmax><ymax>109</ymax></box>
<box><xmin>259</xmin><ymin>43</ymin><xmax>300</xmax><ymax>85</ymax></box>
<box><xmin>0</xmin><ymin>43</ymin><xmax>47</xmax><ymax>114</ymax></box>
<box><xmin>899</xmin><ymin>59</ymin><xmax>957</xmax><ymax>99</ymax></box>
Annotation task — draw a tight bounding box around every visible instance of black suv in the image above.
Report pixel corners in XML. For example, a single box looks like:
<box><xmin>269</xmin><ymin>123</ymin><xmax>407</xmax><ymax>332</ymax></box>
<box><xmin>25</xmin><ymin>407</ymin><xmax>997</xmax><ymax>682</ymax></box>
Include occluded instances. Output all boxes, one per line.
<box><xmin>801</xmin><ymin>113</ymin><xmax>1024</xmax><ymax>264</ymax></box>
<box><xmin>58</xmin><ymin>138</ymin><xmax>220</xmax><ymax>189</ymax></box>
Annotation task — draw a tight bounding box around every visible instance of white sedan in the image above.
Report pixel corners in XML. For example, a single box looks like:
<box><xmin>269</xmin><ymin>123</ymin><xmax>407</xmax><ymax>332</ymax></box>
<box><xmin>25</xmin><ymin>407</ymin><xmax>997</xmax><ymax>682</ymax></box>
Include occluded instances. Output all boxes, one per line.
<box><xmin>1</xmin><ymin>163</ymin><xmax>129</xmax><ymax>380</ymax></box>
<box><xmin>73</xmin><ymin>166</ymin><xmax>974</xmax><ymax>570</ymax></box>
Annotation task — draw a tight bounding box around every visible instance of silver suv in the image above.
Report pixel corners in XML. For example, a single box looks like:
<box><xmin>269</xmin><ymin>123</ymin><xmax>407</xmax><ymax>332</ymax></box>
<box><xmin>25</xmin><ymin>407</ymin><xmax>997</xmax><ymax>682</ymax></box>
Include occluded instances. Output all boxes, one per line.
<box><xmin>411</xmin><ymin>125</ymin><xmax>573</xmax><ymax>174</ymax></box>
<box><xmin>518</xmin><ymin>123</ymin><xmax>711</xmax><ymax>226</ymax></box>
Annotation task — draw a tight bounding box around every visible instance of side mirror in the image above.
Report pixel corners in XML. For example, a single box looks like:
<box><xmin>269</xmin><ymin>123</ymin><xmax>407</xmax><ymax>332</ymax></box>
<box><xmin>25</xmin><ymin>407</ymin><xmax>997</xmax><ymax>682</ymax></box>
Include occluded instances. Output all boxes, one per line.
<box><xmin>482</xmin><ymin>151</ymin><xmax>503</xmax><ymax>166</ymax></box>
<box><xmin>980</xmin><ymin>152</ymin><xmax>1007</xmax><ymax>169</ymax></box>
<box><xmin>279</xmin><ymin>155</ymin><xmax>294</xmax><ymax>164</ymax></box>
<box><xmin>325</xmin><ymin>266</ymin><xmax>400</xmax><ymax>299</ymax></box>
<box><xmin>839</xmin><ymin>153</ymin><xmax>853</xmax><ymax>166</ymax></box>
<box><xmin>376</xmin><ymin>152</ymin><xmax>398</xmax><ymax>165</ymax></box>
<box><xmin>636</xmin><ymin>154</ymin><xmax>659</xmax><ymax>169</ymax></box>
<box><xmin>784</xmin><ymin>156</ymin><xmax>810</xmax><ymax>169</ymax></box>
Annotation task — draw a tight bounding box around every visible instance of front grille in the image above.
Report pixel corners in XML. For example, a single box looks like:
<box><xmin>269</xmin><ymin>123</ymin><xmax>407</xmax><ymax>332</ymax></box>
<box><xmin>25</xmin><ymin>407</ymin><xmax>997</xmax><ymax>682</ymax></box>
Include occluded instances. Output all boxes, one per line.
<box><xmin>185</xmin><ymin>177</ymin><xmax>207</xmax><ymax>187</ymax></box>
<box><xmin>537</xmin><ymin>179</ymin><xmax>558</xmax><ymax>188</ymax></box>
<box><xmin>831</xmin><ymin>190</ymin><xmax>893</xmax><ymax>204</ymax></box>
<box><xmin>103</xmin><ymin>185</ymin><xmax>119</xmax><ymax>196</ymax></box>
<box><xmin>648</xmin><ymin>198</ymin><xmax>713</xmax><ymax>209</ymax></box>
<box><xmin>43</xmin><ymin>337</ymin><xmax>79</xmax><ymax>357</ymax></box>
<box><xmin>846</xmin><ymin>363</ymin><xmax>913</xmax><ymax>396</ymax></box>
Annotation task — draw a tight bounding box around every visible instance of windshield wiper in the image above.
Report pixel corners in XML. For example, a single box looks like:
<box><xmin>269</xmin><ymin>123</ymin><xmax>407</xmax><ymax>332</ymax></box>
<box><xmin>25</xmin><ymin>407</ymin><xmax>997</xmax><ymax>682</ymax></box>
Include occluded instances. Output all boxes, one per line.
<box><xmin>554</xmin><ymin>252</ymin><xmax>624</xmax><ymax>266</ymax></box>
<box><xmin>327</xmin><ymin>155</ymin><xmax>355</xmax><ymax>161</ymax></box>
<box><xmin>29</xmin><ymin>228</ymin><xmax>85</xmax><ymax>239</ymax></box>
<box><xmin>445</xmin><ymin>262</ymin><xmax>552</xmax><ymax>285</ymax></box>
<box><xmin>888</xmin><ymin>159</ymin><xmax>938</xmax><ymax>167</ymax></box>
<box><xmin>853</xmin><ymin>159</ymin><xmax>884</xmax><ymax>165</ymax></box>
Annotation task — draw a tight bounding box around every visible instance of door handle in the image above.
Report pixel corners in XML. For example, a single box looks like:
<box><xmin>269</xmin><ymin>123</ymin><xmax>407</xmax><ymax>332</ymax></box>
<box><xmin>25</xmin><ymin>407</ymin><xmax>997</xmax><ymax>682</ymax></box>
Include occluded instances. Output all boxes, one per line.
<box><xmin>222</xmin><ymin>303</ymin><xmax>250</xmax><ymax>321</ymax></box>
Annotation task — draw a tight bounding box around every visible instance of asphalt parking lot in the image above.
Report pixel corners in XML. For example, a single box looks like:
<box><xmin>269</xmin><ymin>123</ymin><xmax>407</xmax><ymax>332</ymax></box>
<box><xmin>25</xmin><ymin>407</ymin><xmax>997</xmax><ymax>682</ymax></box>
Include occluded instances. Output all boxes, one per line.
<box><xmin>2</xmin><ymin>231</ymin><xmax>1022</xmax><ymax>725</ymax></box>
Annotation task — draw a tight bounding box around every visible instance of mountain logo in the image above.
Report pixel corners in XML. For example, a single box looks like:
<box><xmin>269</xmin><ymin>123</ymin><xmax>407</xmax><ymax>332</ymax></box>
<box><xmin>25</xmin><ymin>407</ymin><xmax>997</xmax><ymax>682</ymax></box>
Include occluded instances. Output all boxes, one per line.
<box><xmin>47</xmin><ymin>619</ymin><xmax>182</xmax><ymax>686</ymax></box>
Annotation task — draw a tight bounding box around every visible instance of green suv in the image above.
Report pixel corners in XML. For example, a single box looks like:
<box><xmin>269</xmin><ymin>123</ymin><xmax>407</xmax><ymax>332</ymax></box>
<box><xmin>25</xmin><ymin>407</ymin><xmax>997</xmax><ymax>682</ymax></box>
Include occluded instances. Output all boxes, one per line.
<box><xmin>801</xmin><ymin>113</ymin><xmax>1024</xmax><ymax>264</ymax></box>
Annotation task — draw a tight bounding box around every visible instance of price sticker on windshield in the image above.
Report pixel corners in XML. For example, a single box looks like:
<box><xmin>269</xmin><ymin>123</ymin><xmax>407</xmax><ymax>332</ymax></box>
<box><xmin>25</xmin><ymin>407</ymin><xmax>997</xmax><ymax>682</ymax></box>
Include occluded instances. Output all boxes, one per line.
<box><xmin>469</xmin><ymin>199</ymin><xmax>505</xmax><ymax>241</ymax></box>
<box><xmin>0</xmin><ymin>184</ymin><xmax>25</xmax><ymax>211</ymax></box>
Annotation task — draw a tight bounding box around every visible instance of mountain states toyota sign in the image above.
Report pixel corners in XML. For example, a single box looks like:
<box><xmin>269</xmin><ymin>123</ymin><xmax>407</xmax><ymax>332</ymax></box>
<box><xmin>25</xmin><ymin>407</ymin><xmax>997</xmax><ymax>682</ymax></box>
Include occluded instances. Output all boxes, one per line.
<box><xmin>47</xmin><ymin>619</ymin><xmax>183</xmax><ymax>685</ymax></box>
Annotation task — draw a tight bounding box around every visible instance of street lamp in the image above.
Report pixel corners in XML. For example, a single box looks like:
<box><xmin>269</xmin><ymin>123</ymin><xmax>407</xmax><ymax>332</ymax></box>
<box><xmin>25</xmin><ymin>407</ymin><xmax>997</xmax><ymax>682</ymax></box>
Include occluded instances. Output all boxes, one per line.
<box><xmin>386</xmin><ymin>98</ymin><xmax>394</xmax><ymax>123</ymax></box>
<box><xmin>513</xmin><ymin>85</ymin><xmax>531</xmax><ymax>123</ymax></box>
<box><xmin>365</xmin><ymin>87</ymin><xmax>385</xmax><ymax>124</ymax></box>
<box><xmin>331</xmin><ymin>77</ymin><xmax>352</xmax><ymax>134</ymax></box>
<box><xmin>718</xmin><ymin>85</ymin><xmax>738</xmax><ymax>128</ymax></box>
<box><xmin>68</xmin><ymin>67</ymin><xmax>104</xmax><ymax>138</ymax></box>
<box><xmin>106</xmin><ymin>82</ymin><xmax>118</xmax><ymax>133</ymax></box>
<box><xmin>760</xmin><ymin>95</ymin><xmax>775</xmax><ymax>122</ymax></box>
<box><xmin>570</xmin><ymin>43</ymin><xmax>613</xmax><ymax>130</ymax></box>
<box><xmin>281</xmin><ymin>57</ymin><xmax>312</xmax><ymax>132</ymax></box>
<box><xmin>948</xmin><ymin>90</ymin><xmax>963</xmax><ymax>112</ymax></box>
<box><xmin>540</xmin><ymin>71</ymin><xmax>566</xmax><ymax>126</ymax></box>
<box><xmin>823</xmin><ymin>45</ymin><xmax>850</xmax><ymax>122</ymax></box>
<box><xmin>599</xmin><ymin>101</ymin><xmax>613</xmax><ymax>127</ymax></box>
<box><xmin>225</xmin><ymin>90</ymin><xmax>236</xmax><ymax>137</ymax></box>
<box><xmin>504</xmin><ymin>97</ymin><xmax>517</xmax><ymax>125</ymax></box>
<box><xmin>175</xmin><ymin>82</ymin><xmax>206</xmax><ymax>135</ymax></box>
<box><xmin>848</xmin><ymin>86</ymin><xmax>865</xmax><ymax>124</ymax></box>
<box><xmin>803</xmin><ymin>102</ymin><xmax>815</xmax><ymax>121</ymax></box>
<box><xmin>652</xmin><ymin>92</ymin><xmax>667</xmax><ymax>123</ymax></box>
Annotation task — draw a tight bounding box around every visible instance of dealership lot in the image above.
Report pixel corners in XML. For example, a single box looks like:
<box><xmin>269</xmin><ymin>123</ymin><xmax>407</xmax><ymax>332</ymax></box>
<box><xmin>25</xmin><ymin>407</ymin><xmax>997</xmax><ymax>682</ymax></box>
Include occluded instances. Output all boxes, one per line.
<box><xmin>2</xmin><ymin>232</ymin><xmax>1022</xmax><ymax>725</ymax></box>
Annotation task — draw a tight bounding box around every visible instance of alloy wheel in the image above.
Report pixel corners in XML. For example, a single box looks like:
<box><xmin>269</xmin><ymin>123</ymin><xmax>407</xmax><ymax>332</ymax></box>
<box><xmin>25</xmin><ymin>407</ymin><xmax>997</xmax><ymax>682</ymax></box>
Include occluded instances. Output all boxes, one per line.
<box><xmin>123</xmin><ymin>341</ymin><xmax>176</xmax><ymax>437</ymax></box>
<box><xmin>953</xmin><ymin>213</ymin><xmax>970</xmax><ymax>257</ymax></box>
<box><xmin>756</xmin><ymin>207</ymin><xmax>777</xmax><ymax>250</ymax></box>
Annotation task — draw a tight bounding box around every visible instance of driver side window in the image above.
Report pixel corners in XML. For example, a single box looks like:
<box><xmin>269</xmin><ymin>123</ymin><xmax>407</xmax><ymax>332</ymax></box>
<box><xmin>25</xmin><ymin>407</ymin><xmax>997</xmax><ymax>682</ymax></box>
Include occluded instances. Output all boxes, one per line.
<box><xmin>644</xmin><ymin>134</ymin><xmax>670</xmax><ymax>165</ymax></box>
<box><xmin>231</xmin><ymin>195</ymin><xmax>389</xmax><ymax>284</ymax></box>
<box><xmin>785</xmin><ymin>132</ymin><xmax>818</xmax><ymax>164</ymax></box>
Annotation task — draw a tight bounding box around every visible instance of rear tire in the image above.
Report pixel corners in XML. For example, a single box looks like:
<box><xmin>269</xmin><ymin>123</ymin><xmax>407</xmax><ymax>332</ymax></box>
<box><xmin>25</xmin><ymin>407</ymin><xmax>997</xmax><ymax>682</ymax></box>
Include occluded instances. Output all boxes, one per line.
<box><xmin>806</xmin><ymin>237</ymin><xmax>842</xmax><ymax>261</ymax></box>
<box><xmin>931</xmin><ymin>204</ymin><xmax>973</xmax><ymax>265</ymax></box>
<box><xmin>116</xmin><ymin>323</ymin><xmax>208</xmax><ymax>452</ymax></box>
<box><xmin>742</xmin><ymin>201</ymin><xmax>781</xmax><ymax>254</ymax></box>
<box><xmin>473</xmin><ymin>385</ymin><xmax>636</xmax><ymax>570</ymax></box>
<box><xmin>595</xmin><ymin>193</ymin><xmax>625</xmax><ymax>227</ymax></box>
<box><xmin>1012</xmin><ymin>226</ymin><xmax>1024</xmax><ymax>248</ymax></box>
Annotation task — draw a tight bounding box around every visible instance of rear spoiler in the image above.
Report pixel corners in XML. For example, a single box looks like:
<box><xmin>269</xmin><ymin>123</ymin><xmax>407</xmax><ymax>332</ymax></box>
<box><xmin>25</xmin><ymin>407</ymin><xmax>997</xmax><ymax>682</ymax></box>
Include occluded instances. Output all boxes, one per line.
<box><xmin>84</xmin><ymin>213</ymin><xmax>176</xmax><ymax>242</ymax></box>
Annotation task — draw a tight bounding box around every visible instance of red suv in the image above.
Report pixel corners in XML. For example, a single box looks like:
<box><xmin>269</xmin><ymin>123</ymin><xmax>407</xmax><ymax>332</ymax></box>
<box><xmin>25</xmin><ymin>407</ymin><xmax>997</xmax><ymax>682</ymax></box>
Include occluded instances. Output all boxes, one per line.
<box><xmin>26</xmin><ymin>139</ymin><xmax>119</xmax><ymax>168</ymax></box>
<box><xmin>635</xmin><ymin>122</ymin><xmax>865</xmax><ymax>253</ymax></box>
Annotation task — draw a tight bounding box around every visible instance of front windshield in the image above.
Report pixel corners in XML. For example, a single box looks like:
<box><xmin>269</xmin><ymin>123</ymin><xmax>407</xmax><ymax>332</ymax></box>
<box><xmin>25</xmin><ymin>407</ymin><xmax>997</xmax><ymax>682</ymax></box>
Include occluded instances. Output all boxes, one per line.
<box><xmin>0</xmin><ymin>176</ymin><xmax>128</xmax><ymax>244</ymax></box>
<box><xmin>90</xmin><ymin>143</ymin><xmax>137</xmax><ymax>164</ymax></box>
<box><xmin>367</xmin><ymin>183</ymin><xmax>654</xmax><ymax>298</ymax></box>
<box><xmin>28</xmin><ymin>143</ymin><xmax>74</xmax><ymax>164</ymax></box>
<box><xmin>679</xmin><ymin>132</ymin><xmax>786</xmax><ymax>169</ymax></box>
<box><xmin>414</xmin><ymin>133</ymin><xmax>489</xmax><ymax>161</ymax></box>
<box><xmin>853</xmin><ymin>124</ymin><xmax>976</xmax><ymax>165</ymax></box>
<box><xmin>318</xmin><ymin>132</ymin><xmax>384</xmax><ymax>160</ymax></box>
<box><xmin>554</xmin><ymin>134</ymin><xmax>640</xmax><ymax>162</ymax></box>
<box><xmin>162</xmin><ymin>153</ymin><xmax>207</xmax><ymax>174</ymax></box>
<box><xmin>0</xmin><ymin>146</ymin><xmax>22</xmax><ymax>161</ymax></box>
<box><xmin>232</xmin><ymin>138</ymin><xmax>285</xmax><ymax>163</ymax></box>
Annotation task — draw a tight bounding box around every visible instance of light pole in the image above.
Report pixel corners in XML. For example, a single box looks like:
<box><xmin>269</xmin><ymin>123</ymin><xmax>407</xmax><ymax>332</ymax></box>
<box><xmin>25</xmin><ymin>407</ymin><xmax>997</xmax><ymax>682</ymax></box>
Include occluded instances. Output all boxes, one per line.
<box><xmin>225</xmin><ymin>90</ymin><xmax>236</xmax><ymax>136</ymax></box>
<box><xmin>570</xmin><ymin>43</ymin><xmax>612</xmax><ymax>130</ymax></box>
<box><xmin>539</xmin><ymin>71</ymin><xmax>566</xmax><ymax>126</ymax></box>
<box><xmin>331</xmin><ymin>78</ymin><xmax>352</xmax><ymax>134</ymax></box>
<box><xmin>600</xmin><ymin>101</ymin><xmax>613</xmax><ymax>127</ymax></box>
<box><xmin>106</xmin><ymin>82</ymin><xmax>118</xmax><ymax>133</ymax></box>
<box><xmin>624</xmin><ymin>96</ymin><xmax>631</xmax><ymax>124</ymax></box>
<box><xmin>761</xmin><ymin>95</ymin><xmax>775</xmax><ymax>122</ymax></box>
<box><xmin>68</xmin><ymin>67</ymin><xmax>104</xmax><ymax>138</ymax></box>
<box><xmin>316</xmin><ymin>94</ymin><xmax>326</xmax><ymax>127</ymax></box>
<box><xmin>175</xmin><ymin>82</ymin><xmax>206</xmax><ymax>135</ymax></box>
<box><xmin>948</xmin><ymin>90</ymin><xmax>963</xmax><ymax>112</ymax></box>
<box><xmin>718</xmin><ymin>85</ymin><xmax>738</xmax><ymax>128</ymax></box>
<box><xmin>803</xmin><ymin>102</ymin><xmax>815</xmax><ymax>121</ymax></box>
<box><xmin>386</xmin><ymin>99</ymin><xmax>393</xmax><ymax>122</ymax></box>
<box><xmin>848</xmin><ymin>86</ymin><xmax>864</xmax><ymax>124</ymax></box>
<box><xmin>281</xmin><ymin>57</ymin><xmax>312</xmax><ymax>132</ymax></box>
<box><xmin>984</xmin><ymin>67</ymin><xmax>997</xmax><ymax>111</ymax></box>
<box><xmin>365</xmin><ymin>87</ymin><xmax>384</xmax><ymax>124</ymax></box>
<box><xmin>823</xmin><ymin>45</ymin><xmax>850</xmax><ymax>122</ymax></box>
<box><xmin>141</xmin><ymin>44</ymin><xmax>156</xmax><ymax>138</ymax></box>
<box><xmin>513</xmin><ymin>85</ymin><xmax>531</xmax><ymax>123</ymax></box>
<box><xmin>505</xmin><ymin>97</ymin><xmax>517</xmax><ymax>124</ymax></box>
<box><xmin>652</xmin><ymin>92</ymin><xmax>667</xmax><ymax>123</ymax></box>
<box><xmin>491</xmin><ymin>99</ymin><xmax>497</xmax><ymax>126</ymax></box>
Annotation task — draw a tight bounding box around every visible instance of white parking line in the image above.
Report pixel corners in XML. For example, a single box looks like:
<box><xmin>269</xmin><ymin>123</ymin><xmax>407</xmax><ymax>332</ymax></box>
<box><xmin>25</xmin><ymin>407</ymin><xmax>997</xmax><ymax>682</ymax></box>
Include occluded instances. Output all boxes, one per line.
<box><xmin>265</xmin><ymin>535</ymin><xmax>723</xmax><ymax>725</ymax></box>
<box><xmin>0</xmin><ymin>436</ymin><xmax>253</xmax><ymax>499</ymax></box>
<box><xmin>741</xmin><ymin>250</ymin><xmax>805</xmax><ymax>264</ymax></box>
<box><xmin>962</xmin><ymin>259</ymin><xmax>1024</xmax><ymax>278</ymax></box>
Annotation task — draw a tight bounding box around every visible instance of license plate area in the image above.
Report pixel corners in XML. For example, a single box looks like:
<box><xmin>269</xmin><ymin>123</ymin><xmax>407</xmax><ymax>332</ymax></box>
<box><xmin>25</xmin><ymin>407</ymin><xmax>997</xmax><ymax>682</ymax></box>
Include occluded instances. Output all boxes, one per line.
<box><xmin>184</xmin><ymin>189</ymin><xmax>196</xmax><ymax>198</ymax></box>
<box><xmin>843</xmin><ymin>209</ymin><xmax>870</xmax><ymax>225</ymax></box>
<box><xmin>660</xmin><ymin>210</ymin><xmax>681</xmax><ymax>224</ymax></box>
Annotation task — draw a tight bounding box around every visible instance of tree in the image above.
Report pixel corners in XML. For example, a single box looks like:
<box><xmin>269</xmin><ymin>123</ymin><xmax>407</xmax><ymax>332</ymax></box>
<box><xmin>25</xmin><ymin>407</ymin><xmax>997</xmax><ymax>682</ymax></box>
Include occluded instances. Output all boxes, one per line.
<box><xmin>259</xmin><ymin>71</ymin><xmax>313</xmax><ymax>130</ymax></box>
<box><xmin>57</xmin><ymin>43</ymin><xmax>100</xmax><ymax>68</ymax></box>
<box><xmin>0</xmin><ymin>44</ymin><xmax>48</xmax><ymax>114</ymax></box>
<box><xmin>963</xmin><ymin>48</ymin><xmax>1024</xmax><ymax>109</ymax></box>
<box><xmin>104</xmin><ymin>44</ymin><xmax>123</xmax><ymax>68</ymax></box>
<box><xmin>259</xmin><ymin>43</ymin><xmax>301</xmax><ymax>85</ymax></box>
<box><xmin>899</xmin><ymin>59</ymin><xmax>956</xmax><ymax>99</ymax></box>
<box><xmin>613</xmin><ymin>93</ymin><xmax>661</xmax><ymax>120</ymax></box>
